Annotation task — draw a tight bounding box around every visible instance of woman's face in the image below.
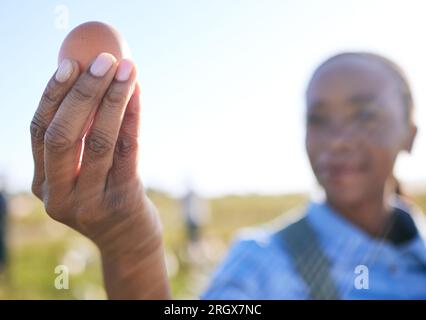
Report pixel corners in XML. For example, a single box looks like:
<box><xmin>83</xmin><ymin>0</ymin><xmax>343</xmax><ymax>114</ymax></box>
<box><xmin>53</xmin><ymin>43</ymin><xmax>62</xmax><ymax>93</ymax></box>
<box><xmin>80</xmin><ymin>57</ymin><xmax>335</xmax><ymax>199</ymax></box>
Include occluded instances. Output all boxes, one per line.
<box><xmin>305</xmin><ymin>56</ymin><xmax>415</xmax><ymax>206</ymax></box>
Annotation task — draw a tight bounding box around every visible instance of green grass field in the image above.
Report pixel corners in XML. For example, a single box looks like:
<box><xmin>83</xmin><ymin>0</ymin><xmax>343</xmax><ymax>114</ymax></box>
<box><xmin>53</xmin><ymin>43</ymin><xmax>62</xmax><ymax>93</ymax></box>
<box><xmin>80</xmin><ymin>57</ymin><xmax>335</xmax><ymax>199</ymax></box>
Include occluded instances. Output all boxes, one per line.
<box><xmin>0</xmin><ymin>191</ymin><xmax>424</xmax><ymax>299</ymax></box>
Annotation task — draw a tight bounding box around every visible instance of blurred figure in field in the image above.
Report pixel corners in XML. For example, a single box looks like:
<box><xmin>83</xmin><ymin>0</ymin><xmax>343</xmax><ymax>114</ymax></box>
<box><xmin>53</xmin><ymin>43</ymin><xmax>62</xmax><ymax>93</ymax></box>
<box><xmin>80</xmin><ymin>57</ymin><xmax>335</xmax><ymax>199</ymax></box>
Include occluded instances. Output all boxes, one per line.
<box><xmin>181</xmin><ymin>184</ymin><xmax>210</xmax><ymax>260</ymax></box>
<box><xmin>0</xmin><ymin>176</ymin><xmax>8</xmax><ymax>273</ymax></box>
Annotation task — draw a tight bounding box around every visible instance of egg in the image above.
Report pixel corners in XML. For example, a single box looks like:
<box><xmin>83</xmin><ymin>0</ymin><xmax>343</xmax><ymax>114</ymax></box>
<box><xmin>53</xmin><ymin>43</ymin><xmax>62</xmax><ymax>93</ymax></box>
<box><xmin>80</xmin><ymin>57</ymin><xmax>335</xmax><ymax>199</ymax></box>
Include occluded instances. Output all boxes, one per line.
<box><xmin>58</xmin><ymin>21</ymin><xmax>131</xmax><ymax>70</ymax></box>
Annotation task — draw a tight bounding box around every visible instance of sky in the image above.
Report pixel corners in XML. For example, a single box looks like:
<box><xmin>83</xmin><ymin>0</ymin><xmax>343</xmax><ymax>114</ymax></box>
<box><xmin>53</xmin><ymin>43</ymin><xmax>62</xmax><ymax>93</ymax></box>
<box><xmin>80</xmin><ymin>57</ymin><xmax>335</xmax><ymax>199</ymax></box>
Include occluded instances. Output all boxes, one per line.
<box><xmin>1</xmin><ymin>0</ymin><xmax>426</xmax><ymax>197</ymax></box>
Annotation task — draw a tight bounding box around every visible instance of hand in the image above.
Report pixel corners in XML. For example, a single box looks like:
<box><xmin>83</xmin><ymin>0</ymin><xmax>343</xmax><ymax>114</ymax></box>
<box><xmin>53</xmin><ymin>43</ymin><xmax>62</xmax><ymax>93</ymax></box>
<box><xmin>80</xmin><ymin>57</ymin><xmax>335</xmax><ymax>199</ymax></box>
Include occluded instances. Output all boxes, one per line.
<box><xmin>30</xmin><ymin>53</ymin><xmax>162</xmax><ymax>264</ymax></box>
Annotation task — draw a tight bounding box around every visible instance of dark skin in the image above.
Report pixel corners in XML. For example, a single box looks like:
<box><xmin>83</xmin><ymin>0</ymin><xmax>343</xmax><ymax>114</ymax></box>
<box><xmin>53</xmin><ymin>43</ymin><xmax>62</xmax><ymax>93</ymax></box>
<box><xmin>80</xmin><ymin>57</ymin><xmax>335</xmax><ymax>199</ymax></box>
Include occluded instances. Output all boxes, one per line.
<box><xmin>306</xmin><ymin>55</ymin><xmax>417</xmax><ymax>237</ymax></box>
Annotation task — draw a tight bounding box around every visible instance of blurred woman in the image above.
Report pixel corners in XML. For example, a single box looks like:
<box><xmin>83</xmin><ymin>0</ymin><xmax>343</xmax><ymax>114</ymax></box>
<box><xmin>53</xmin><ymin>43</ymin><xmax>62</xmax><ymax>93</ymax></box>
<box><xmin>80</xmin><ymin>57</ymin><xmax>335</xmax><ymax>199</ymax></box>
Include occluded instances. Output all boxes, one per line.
<box><xmin>201</xmin><ymin>52</ymin><xmax>426</xmax><ymax>299</ymax></box>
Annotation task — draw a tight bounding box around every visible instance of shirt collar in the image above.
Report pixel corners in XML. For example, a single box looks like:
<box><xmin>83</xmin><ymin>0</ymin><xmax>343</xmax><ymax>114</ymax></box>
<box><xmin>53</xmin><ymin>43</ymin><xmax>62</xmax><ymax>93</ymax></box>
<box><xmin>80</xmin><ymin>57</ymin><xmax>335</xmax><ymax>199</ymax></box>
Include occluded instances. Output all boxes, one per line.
<box><xmin>305</xmin><ymin>200</ymin><xmax>426</xmax><ymax>265</ymax></box>
<box><xmin>306</xmin><ymin>201</ymin><xmax>372</xmax><ymax>249</ymax></box>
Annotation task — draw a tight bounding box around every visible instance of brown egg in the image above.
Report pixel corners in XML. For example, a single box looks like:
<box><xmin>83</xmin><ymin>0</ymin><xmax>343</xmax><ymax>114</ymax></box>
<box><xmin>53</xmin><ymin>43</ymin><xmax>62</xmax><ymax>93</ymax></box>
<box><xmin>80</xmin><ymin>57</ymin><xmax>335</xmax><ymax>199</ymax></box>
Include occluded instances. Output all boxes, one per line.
<box><xmin>58</xmin><ymin>21</ymin><xmax>131</xmax><ymax>70</ymax></box>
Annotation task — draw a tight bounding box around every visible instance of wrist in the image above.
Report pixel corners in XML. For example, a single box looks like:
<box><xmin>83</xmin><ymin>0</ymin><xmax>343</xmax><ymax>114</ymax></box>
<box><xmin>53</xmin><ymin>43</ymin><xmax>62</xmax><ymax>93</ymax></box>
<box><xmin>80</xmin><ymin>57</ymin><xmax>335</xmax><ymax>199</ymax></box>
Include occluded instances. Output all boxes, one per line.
<box><xmin>99</xmin><ymin>221</ymin><xmax>170</xmax><ymax>300</ymax></box>
<box><xmin>94</xmin><ymin>198</ymin><xmax>171</xmax><ymax>299</ymax></box>
<box><xmin>95</xmin><ymin>197</ymin><xmax>163</xmax><ymax>259</ymax></box>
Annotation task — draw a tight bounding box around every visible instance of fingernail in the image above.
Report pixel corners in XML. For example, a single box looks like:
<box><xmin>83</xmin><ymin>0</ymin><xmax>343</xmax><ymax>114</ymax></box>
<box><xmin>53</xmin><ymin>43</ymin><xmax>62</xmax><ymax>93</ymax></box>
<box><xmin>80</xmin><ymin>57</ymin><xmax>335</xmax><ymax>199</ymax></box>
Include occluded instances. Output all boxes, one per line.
<box><xmin>115</xmin><ymin>59</ymin><xmax>134</xmax><ymax>82</ymax></box>
<box><xmin>90</xmin><ymin>53</ymin><xmax>116</xmax><ymax>77</ymax></box>
<box><xmin>55</xmin><ymin>59</ymin><xmax>74</xmax><ymax>83</ymax></box>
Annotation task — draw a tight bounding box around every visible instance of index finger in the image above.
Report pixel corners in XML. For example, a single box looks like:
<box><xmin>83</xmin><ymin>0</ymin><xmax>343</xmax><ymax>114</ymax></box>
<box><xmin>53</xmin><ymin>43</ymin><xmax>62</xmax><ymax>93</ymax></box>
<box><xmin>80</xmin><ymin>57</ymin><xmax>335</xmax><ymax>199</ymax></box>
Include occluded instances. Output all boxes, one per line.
<box><xmin>30</xmin><ymin>59</ymin><xmax>80</xmax><ymax>198</ymax></box>
<box><xmin>44</xmin><ymin>53</ymin><xmax>118</xmax><ymax>200</ymax></box>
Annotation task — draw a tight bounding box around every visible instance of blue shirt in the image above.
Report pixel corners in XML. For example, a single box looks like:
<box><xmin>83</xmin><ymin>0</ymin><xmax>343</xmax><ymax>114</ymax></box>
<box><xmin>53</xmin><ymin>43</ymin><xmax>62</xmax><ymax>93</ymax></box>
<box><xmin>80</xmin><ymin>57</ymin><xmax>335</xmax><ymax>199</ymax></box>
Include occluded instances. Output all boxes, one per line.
<box><xmin>201</xmin><ymin>201</ymin><xmax>426</xmax><ymax>299</ymax></box>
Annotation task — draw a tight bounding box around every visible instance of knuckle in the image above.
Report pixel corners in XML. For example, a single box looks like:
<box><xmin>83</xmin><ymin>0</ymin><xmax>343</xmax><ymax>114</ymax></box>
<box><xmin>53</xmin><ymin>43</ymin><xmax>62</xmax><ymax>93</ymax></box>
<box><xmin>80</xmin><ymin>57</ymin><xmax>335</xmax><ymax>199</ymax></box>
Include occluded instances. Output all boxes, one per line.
<box><xmin>86</xmin><ymin>129</ymin><xmax>114</xmax><ymax>156</ymax></box>
<box><xmin>40</xmin><ymin>79</ymin><xmax>61</xmax><ymax>106</ymax></box>
<box><xmin>45</xmin><ymin>122</ymin><xmax>73</xmax><ymax>153</ymax></box>
<box><xmin>115</xmin><ymin>135</ymin><xmax>138</xmax><ymax>157</ymax></box>
<box><xmin>69</xmin><ymin>80</ymin><xmax>96</xmax><ymax>103</ymax></box>
<box><xmin>30</xmin><ymin>114</ymin><xmax>48</xmax><ymax>141</ymax></box>
<box><xmin>103</xmin><ymin>86</ymin><xmax>126</xmax><ymax>109</ymax></box>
